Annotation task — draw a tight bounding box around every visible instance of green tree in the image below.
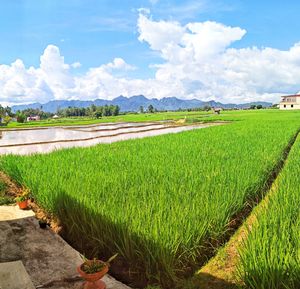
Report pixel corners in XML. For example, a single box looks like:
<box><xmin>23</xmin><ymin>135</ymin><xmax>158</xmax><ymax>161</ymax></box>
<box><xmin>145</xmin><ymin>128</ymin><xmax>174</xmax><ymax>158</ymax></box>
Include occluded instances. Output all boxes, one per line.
<box><xmin>112</xmin><ymin>105</ymin><xmax>120</xmax><ymax>116</ymax></box>
<box><xmin>16</xmin><ymin>113</ymin><xmax>26</xmax><ymax>123</ymax></box>
<box><xmin>139</xmin><ymin>106</ymin><xmax>144</xmax><ymax>113</ymax></box>
<box><xmin>0</xmin><ymin>105</ymin><xmax>5</xmax><ymax>120</ymax></box>
<box><xmin>94</xmin><ymin>109</ymin><xmax>102</xmax><ymax>119</ymax></box>
<box><xmin>148</xmin><ymin>104</ymin><xmax>154</xmax><ymax>113</ymax></box>
<box><xmin>5</xmin><ymin>106</ymin><xmax>13</xmax><ymax>117</ymax></box>
<box><xmin>102</xmin><ymin>105</ymin><xmax>111</xmax><ymax>117</ymax></box>
<box><xmin>56</xmin><ymin>104</ymin><xmax>120</xmax><ymax>118</ymax></box>
<box><xmin>203</xmin><ymin>105</ymin><xmax>211</xmax><ymax>111</ymax></box>
<box><xmin>3</xmin><ymin>116</ymin><xmax>12</xmax><ymax>124</ymax></box>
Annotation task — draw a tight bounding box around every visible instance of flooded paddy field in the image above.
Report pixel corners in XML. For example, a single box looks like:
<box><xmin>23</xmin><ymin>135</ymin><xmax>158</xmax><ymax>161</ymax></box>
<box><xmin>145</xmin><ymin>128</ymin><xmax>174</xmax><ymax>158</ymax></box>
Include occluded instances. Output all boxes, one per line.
<box><xmin>0</xmin><ymin>121</ymin><xmax>218</xmax><ymax>155</ymax></box>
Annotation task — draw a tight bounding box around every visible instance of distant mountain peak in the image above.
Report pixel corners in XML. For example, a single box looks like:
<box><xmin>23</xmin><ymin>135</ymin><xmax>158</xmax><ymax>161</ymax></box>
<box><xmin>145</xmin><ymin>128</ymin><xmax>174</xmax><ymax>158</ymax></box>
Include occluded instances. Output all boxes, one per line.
<box><xmin>130</xmin><ymin>95</ymin><xmax>148</xmax><ymax>100</ymax></box>
<box><xmin>113</xmin><ymin>95</ymin><xmax>127</xmax><ymax>101</ymax></box>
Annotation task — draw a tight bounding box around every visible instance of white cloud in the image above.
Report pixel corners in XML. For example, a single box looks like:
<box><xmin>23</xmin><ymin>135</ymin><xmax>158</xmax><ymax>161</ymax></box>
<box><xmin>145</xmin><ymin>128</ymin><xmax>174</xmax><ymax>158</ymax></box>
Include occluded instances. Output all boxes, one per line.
<box><xmin>0</xmin><ymin>46</ymin><xmax>138</xmax><ymax>104</ymax></box>
<box><xmin>2</xmin><ymin>12</ymin><xmax>300</xmax><ymax>106</ymax></box>
<box><xmin>138</xmin><ymin>13</ymin><xmax>185</xmax><ymax>52</ymax></box>
<box><xmin>101</xmin><ymin>58</ymin><xmax>136</xmax><ymax>71</ymax></box>
<box><xmin>71</xmin><ymin>62</ymin><xmax>81</xmax><ymax>68</ymax></box>
<box><xmin>136</xmin><ymin>12</ymin><xmax>300</xmax><ymax>103</ymax></box>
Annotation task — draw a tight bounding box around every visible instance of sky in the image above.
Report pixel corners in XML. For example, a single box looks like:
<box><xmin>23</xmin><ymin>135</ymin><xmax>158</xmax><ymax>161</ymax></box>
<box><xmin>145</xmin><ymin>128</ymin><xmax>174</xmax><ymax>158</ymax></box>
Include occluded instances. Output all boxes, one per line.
<box><xmin>1</xmin><ymin>0</ymin><xmax>300</xmax><ymax>106</ymax></box>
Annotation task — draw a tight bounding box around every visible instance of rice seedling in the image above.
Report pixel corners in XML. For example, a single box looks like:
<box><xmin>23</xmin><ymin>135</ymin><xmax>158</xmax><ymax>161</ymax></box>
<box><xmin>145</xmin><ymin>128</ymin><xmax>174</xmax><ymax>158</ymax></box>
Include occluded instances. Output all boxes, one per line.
<box><xmin>1</xmin><ymin>110</ymin><xmax>300</xmax><ymax>287</ymax></box>
<box><xmin>239</xmin><ymin>131</ymin><xmax>300</xmax><ymax>289</ymax></box>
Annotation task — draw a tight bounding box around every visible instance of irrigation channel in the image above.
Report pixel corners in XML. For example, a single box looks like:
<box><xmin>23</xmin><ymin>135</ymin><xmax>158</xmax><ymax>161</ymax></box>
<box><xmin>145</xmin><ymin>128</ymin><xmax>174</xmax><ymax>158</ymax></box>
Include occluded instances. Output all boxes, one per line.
<box><xmin>0</xmin><ymin>121</ymin><xmax>222</xmax><ymax>155</ymax></box>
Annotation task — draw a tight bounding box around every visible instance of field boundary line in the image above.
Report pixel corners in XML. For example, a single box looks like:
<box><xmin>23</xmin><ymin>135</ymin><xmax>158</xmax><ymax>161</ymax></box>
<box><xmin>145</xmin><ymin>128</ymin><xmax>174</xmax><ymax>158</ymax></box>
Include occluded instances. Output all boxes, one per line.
<box><xmin>65</xmin><ymin>122</ymin><xmax>163</xmax><ymax>132</ymax></box>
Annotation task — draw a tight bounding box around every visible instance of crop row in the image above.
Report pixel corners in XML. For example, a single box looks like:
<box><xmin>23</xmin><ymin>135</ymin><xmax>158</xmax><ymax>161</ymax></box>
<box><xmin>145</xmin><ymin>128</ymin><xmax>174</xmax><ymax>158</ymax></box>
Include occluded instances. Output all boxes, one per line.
<box><xmin>239</xmin><ymin>130</ymin><xmax>300</xmax><ymax>289</ymax></box>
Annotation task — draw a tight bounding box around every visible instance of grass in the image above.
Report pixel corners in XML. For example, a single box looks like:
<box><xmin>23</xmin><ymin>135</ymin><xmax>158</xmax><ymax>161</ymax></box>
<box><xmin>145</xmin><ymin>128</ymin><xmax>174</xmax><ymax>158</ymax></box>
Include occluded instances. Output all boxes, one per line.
<box><xmin>1</xmin><ymin>109</ymin><xmax>300</xmax><ymax>287</ymax></box>
<box><xmin>0</xmin><ymin>180</ymin><xmax>14</xmax><ymax>205</ymax></box>
<box><xmin>3</xmin><ymin>111</ymin><xmax>211</xmax><ymax>129</ymax></box>
<box><xmin>238</xmin><ymin>132</ymin><xmax>300</xmax><ymax>289</ymax></box>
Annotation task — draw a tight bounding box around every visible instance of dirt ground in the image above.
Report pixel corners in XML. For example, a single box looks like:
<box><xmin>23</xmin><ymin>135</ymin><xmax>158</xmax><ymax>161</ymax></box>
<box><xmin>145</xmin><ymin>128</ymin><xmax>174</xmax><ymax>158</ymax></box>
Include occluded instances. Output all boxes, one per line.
<box><xmin>0</xmin><ymin>205</ymin><xmax>131</xmax><ymax>289</ymax></box>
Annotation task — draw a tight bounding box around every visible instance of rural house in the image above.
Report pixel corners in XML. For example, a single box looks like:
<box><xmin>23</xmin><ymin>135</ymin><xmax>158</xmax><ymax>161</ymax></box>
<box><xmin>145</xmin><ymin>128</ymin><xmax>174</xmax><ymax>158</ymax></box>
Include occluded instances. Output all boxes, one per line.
<box><xmin>27</xmin><ymin>115</ymin><xmax>40</xmax><ymax>121</ymax></box>
<box><xmin>279</xmin><ymin>94</ymin><xmax>300</xmax><ymax>110</ymax></box>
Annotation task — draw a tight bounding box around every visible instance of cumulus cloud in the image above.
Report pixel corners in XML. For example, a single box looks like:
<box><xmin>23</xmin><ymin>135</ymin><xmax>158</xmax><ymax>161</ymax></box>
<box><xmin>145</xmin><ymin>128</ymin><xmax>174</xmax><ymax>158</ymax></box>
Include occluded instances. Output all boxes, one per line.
<box><xmin>0</xmin><ymin>46</ymin><xmax>138</xmax><ymax>104</ymax></box>
<box><xmin>2</xmin><ymin>11</ymin><xmax>300</xmax><ymax>105</ymax></box>
<box><xmin>101</xmin><ymin>58</ymin><xmax>136</xmax><ymax>71</ymax></box>
<box><xmin>138</xmin><ymin>13</ymin><xmax>186</xmax><ymax>52</ymax></box>
<box><xmin>137</xmin><ymin>11</ymin><xmax>300</xmax><ymax>103</ymax></box>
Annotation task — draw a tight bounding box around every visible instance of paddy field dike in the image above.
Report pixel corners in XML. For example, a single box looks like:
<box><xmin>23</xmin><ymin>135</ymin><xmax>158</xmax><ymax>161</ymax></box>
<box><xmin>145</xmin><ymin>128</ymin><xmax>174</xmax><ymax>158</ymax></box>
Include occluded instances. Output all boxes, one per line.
<box><xmin>1</xmin><ymin>109</ymin><xmax>299</xmax><ymax>289</ymax></box>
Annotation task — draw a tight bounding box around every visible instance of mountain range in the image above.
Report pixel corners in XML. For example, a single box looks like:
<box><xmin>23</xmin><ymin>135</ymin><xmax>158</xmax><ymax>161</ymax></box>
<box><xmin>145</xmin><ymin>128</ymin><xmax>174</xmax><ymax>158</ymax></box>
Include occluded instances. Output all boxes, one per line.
<box><xmin>11</xmin><ymin>95</ymin><xmax>273</xmax><ymax>113</ymax></box>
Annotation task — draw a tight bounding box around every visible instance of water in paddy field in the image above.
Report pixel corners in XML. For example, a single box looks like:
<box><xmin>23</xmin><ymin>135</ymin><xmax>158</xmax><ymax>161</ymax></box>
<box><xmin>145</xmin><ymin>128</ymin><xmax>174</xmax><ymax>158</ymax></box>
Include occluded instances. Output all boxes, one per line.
<box><xmin>0</xmin><ymin>122</ymin><xmax>219</xmax><ymax>155</ymax></box>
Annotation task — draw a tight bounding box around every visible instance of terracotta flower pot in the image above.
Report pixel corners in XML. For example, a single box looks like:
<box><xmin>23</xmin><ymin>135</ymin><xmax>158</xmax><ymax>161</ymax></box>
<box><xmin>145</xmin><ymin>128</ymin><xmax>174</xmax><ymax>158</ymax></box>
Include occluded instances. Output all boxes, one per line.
<box><xmin>77</xmin><ymin>261</ymin><xmax>108</xmax><ymax>289</ymax></box>
<box><xmin>17</xmin><ymin>200</ymin><xmax>28</xmax><ymax>210</ymax></box>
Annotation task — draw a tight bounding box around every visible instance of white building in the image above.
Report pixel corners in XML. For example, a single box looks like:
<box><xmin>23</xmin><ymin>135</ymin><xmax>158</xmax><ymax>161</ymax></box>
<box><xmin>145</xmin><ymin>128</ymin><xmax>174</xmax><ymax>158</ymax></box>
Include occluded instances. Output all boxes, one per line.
<box><xmin>279</xmin><ymin>94</ymin><xmax>300</xmax><ymax>110</ymax></box>
<box><xmin>27</xmin><ymin>115</ymin><xmax>40</xmax><ymax>121</ymax></box>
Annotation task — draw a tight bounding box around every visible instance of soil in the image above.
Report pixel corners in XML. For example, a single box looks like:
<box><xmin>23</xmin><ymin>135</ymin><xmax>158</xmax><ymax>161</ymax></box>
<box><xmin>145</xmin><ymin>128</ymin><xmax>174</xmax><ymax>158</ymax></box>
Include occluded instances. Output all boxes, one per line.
<box><xmin>0</xmin><ymin>171</ymin><xmax>22</xmax><ymax>196</ymax></box>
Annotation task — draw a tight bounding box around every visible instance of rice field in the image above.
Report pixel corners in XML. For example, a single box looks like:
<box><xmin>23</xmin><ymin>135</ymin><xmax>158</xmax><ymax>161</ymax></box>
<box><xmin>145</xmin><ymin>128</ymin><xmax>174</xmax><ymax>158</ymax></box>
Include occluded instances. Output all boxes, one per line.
<box><xmin>239</xmin><ymin>132</ymin><xmax>300</xmax><ymax>289</ymax></box>
<box><xmin>1</xmin><ymin>110</ymin><xmax>300</xmax><ymax>288</ymax></box>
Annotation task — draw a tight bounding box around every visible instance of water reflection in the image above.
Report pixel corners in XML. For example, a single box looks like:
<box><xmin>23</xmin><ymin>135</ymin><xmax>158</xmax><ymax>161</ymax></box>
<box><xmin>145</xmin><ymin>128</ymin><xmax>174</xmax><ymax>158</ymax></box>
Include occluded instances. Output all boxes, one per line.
<box><xmin>0</xmin><ymin>122</ymin><xmax>221</xmax><ymax>155</ymax></box>
<box><xmin>0</xmin><ymin>123</ymin><xmax>164</xmax><ymax>146</ymax></box>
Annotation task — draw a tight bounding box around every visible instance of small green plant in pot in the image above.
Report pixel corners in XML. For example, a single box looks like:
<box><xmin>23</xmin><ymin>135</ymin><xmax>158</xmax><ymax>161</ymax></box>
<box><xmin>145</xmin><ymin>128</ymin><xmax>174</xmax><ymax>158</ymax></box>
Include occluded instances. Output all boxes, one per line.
<box><xmin>77</xmin><ymin>254</ymin><xmax>118</xmax><ymax>289</ymax></box>
<box><xmin>15</xmin><ymin>189</ymin><xmax>31</xmax><ymax>210</ymax></box>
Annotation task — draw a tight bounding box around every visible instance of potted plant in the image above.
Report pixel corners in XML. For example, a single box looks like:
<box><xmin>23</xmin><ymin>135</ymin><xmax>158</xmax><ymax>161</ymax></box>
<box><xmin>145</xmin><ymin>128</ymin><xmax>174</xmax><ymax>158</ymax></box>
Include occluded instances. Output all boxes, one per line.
<box><xmin>77</xmin><ymin>254</ymin><xmax>117</xmax><ymax>289</ymax></box>
<box><xmin>15</xmin><ymin>194</ymin><xmax>29</xmax><ymax>210</ymax></box>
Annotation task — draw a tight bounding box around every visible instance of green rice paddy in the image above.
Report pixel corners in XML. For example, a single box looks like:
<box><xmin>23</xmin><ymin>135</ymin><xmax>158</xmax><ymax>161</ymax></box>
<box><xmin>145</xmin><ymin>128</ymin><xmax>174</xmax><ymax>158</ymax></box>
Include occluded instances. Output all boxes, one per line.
<box><xmin>239</xmin><ymin>131</ymin><xmax>300</xmax><ymax>289</ymax></box>
<box><xmin>1</xmin><ymin>109</ymin><xmax>300</xmax><ymax>288</ymax></box>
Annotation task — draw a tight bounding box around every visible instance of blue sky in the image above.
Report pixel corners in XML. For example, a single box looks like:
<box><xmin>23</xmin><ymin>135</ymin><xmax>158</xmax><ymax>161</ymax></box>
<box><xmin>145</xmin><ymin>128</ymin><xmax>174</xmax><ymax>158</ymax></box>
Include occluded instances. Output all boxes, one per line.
<box><xmin>1</xmin><ymin>0</ymin><xmax>299</xmax><ymax>77</ymax></box>
<box><xmin>2</xmin><ymin>0</ymin><xmax>300</xmax><ymax>104</ymax></box>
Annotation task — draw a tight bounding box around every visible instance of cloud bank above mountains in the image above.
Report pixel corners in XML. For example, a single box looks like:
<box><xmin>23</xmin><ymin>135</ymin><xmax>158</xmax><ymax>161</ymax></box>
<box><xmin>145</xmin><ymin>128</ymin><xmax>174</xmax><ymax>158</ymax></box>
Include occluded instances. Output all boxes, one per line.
<box><xmin>2</xmin><ymin>10</ymin><xmax>300</xmax><ymax>105</ymax></box>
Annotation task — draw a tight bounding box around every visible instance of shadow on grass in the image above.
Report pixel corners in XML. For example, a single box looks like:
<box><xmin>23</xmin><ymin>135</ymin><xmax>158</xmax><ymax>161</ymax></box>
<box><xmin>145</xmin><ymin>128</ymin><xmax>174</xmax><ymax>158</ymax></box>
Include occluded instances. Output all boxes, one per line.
<box><xmin>53</xmin><ymin>192</ymin><xmax>175</xmax><ymax>288</ymax></box>
<box><xmin>51</xmin><ymin>192</ymin><xmax>243</xmax><ymax>289</ymax></box>
<box><xmin>186</xmin><ymin>272</ymin><xmax>239</xmax><ymax>289</ymax></box>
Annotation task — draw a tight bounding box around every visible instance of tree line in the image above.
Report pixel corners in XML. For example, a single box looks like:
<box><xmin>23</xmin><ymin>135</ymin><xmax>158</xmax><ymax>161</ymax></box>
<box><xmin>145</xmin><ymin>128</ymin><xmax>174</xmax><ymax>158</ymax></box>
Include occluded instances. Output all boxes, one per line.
<box><xmin>57</xmin><ymin>104</ymin><xmax>120</xmax><ymax>118</ymax></box>
<box><xmin>0</xmin><ymin>104</ymin><xmax>121</xmax><ymax>124</ymax></box>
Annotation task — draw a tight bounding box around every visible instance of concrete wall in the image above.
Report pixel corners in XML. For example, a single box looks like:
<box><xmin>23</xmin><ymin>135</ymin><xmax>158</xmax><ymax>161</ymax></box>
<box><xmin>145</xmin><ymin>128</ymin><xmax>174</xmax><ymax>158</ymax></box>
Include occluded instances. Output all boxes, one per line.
<box><xmin>279</xmin><ymin>103</ymin><xmax>300</xmax><ymax>110</ymax></box>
